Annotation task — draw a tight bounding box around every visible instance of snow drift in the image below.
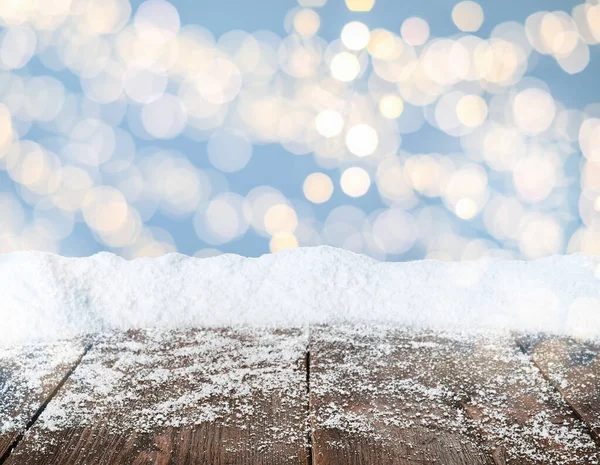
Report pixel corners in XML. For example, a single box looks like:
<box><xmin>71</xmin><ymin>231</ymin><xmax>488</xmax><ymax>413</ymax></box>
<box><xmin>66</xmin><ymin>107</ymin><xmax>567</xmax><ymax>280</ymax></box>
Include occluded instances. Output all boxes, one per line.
<box><xmin>1</xmin><ymin>246</ymin><xmax>599</xmax><ymax>346</ymax></box>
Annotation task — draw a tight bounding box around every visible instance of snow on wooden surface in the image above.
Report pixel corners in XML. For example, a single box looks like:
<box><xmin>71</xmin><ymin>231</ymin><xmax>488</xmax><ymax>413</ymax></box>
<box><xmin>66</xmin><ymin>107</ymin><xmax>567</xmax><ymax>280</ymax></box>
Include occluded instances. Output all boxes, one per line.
<box><xmin>2</xmin><ymin>326</ymin><xmax>600</xmax><ymax>464</ymax></box>
<box><xmin>4</xmin><ymin>328</ymin><xmax>308</xmax><ymax>465</ymax></box>
<box><xmin>0</xmin><ymin>341</ymin><xmax>86</xmax><ymax>460</ymax></box>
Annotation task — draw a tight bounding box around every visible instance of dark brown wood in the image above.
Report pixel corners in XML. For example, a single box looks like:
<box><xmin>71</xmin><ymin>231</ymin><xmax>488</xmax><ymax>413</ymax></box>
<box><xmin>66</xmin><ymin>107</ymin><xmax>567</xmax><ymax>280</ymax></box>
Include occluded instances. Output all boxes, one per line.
<box><xmin>0</xmin><ymin>341</ymin><xmax>86</xmax><ymax>460</ymax></box>
<box><xmin>309</xmin><ymin>326</ymin><xmax>600</xmax><ymax>465</ymax></box>
<box><xmin>518</xmin><ymin>335</ymin><xmax>600</xmax><ymax>444</ymax></box>
<box><xmin>5</xmin><ymin>328</ymin><xmax>309</xmax><ymax>465</ymax></box>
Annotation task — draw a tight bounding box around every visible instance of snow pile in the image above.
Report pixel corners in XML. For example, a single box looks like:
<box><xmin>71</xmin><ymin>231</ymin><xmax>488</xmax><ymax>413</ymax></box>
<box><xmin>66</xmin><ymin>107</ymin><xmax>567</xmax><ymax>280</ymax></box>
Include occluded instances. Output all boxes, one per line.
<box><xmin>1</xmin><ymin>246</ymin><xmax>599</xmax><ymax>346</ymax></box>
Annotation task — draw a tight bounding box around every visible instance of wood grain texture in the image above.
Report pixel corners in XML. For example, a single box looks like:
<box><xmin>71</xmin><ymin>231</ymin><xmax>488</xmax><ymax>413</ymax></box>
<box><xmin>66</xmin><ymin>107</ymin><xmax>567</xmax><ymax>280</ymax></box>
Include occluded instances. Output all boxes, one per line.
<box><xmin>0</xmin><ymin>341</ymin><xmax>86</xmax><ymax>460</ymax></box>
<box><xmin>5</xmin><ymin>328</ymin><xmax>309</xmax><ymax>465</ymax></box>
<box><xmin>518</xmin><ymin>335</ymin><xmax>600</xmax><ymax>444</ymax></box>
<box><xmin>309</xmin><ymin>326</ymin><xmax>494</xmax><ymax>465</ymax></box>
<box><xmin>309</xmin><ymin>326</ymin><xmax>600</xmax><ymax>465</ymax></box>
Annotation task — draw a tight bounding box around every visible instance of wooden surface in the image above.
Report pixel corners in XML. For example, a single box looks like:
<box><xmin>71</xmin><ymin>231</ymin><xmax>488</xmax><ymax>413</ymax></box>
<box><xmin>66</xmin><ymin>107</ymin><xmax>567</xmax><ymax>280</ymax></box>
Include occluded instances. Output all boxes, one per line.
<box><xmin>309</xmin><ymin>326</ymin><xmax>600</xmax><ymax>465</ymax></box>
<box><xmin>2</xmin><ymin>327</ymin><xmax>600</xmax><ymax>465</ymax></box>
<box><xmin>4</xmin><ymin>329</ymin><xmax>309</xmax><ymax>465</ymax></box>
<box><xmin>0</xmin><ymin>341</ymin><xmax>86</xmax><ymax>461</ymax></box>
<box><xmin>519</xmin><ymin>335</ymin><xmax>600</xmax><ymax>444</ymax></box>
<box><xmin>309</xmin><ymin>326</ymin><xmax>493</xmax><ymax>465</ymax></box>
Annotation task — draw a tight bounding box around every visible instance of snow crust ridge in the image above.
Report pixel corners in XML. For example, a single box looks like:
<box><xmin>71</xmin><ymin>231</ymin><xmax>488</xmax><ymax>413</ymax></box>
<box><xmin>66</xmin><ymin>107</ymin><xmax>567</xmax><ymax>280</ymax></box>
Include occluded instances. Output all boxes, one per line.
<box><xmin>1</xmin><ymin>246</ymin><xmax>599</xmax><ymax>346</ymax></box>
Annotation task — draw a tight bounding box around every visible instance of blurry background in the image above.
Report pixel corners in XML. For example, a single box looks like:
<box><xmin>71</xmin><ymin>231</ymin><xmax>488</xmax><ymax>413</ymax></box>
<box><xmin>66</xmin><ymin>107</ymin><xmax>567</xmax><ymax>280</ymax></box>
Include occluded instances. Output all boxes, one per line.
<box><xmin>0</xmin><ymin>0</ymin><xmax>599</xmax><ymax>260</ymax></box>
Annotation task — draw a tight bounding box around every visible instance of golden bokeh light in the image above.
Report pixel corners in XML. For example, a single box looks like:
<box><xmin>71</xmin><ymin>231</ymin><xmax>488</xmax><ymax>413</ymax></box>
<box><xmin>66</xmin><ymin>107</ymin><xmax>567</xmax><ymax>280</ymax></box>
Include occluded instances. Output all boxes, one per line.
<box><xmin>341</xmin><ymin>166</ymin><xmax>371</xmax><ymax>197</ymax></box>
<box><xmin>0</xmin><ymin>0</ymin><xmax>597</xmax><ymax>260</ymax></box>
<box><xmin>303</xmin><ymin>172</ymin><xmax>334</xmax><ymax>203</ymax></box>
<box><xmin>456</xmin><ymin>94</ymin><xmax>488</xmax><ymax>128</ymax></box>
<box><xmin>82</xmin><ymin>186</ymin><xmax>130</xmax><ymax>235</ymax></box>
<box><xmin>270</xmin><ymin>232</ymin><xmax>299</xmax><ymax>252</ymax></box>
<box><xmin>452</xmin><ymin>1</ymin><xmax>484</xmax><ymax>32</ymax></box>
<box><xmin>345</xmin><ymin>0</ymin><xmax>375</xmax><ymax>12</ymax></box>
<box><xmin>379</xmin><ymin>95</ymin><xmax>404</xmax><ymax>119</ymax></box>
<box><xmin>264</xmin><ymin>203</ymin><xmax>298</xmax><ymax>235</ymax></box>
<box><xmin>293</xmin><ymin>8</ymin><xmax>320</xmax><ymax>38</ymax></box>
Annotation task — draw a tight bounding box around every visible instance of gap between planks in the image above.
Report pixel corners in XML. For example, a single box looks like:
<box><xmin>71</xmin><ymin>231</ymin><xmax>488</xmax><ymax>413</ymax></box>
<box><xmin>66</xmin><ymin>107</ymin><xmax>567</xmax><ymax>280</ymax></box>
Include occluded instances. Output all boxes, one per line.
<box><xmin>305</xmin><ymin>349</ymin><xmax>314</xmax><ymax>465</ymax></box>
<box><xmin>0</xmin><ymin>343</ymin><xmax>92</xmax><ymax>465</ymax></box>
<box><xmin>515</xmin><ymin>337</ymin><xmax>600</xmax><ymax>450</ymax></box>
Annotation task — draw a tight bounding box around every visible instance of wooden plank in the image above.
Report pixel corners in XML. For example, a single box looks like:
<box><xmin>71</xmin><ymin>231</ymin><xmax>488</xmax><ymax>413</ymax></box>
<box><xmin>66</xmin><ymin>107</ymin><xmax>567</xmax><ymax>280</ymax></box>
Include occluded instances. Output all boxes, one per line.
<box><xmin>6</xmin><ymin>328</ymin><xmax>309</xmax><ymax>465</ymax></box>
<box><xmin>519</xmin><ymin>335</ymin><xmax>600</xmax><ymax>443</ymax></box>
<box><xmin>0</xmin><ymin>340</ymin><xmax>87</xmax><ymax>460</ymax></box>
<box><xmin>309</xmin><ymin>326</ymin><xmax>600</xmax><ymax>465</ymax></box>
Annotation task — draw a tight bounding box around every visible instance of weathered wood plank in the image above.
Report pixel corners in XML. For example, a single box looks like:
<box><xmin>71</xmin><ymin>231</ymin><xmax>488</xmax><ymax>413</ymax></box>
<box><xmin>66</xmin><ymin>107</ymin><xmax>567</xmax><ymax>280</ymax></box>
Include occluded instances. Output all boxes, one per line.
<box><xmin>0</xmin><ymin>340</ymin><xmax>86</xmax><ymax>460</ymax></box>
<box><xmin>5</xmin><ymin>328</ymin><xmax>309</xmax><ymax>465</ymax></box>
<box><xmin>309</xmin><ymin>326</ymin><xmax>600</xmax><ymax>465</ymax></box>
<box><xmin>519</xmin><ymin>335</ymin><xmax>600</xmax><ymax>444</ymax></box>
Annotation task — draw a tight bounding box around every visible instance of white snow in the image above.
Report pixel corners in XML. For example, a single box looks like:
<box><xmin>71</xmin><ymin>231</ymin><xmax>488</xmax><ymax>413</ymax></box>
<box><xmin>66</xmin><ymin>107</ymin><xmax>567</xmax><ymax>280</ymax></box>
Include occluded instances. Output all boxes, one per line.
<box><xmin>1</xmin><ymin>246</ymin><xmax>600</xmax><ymax>346</ymax></box>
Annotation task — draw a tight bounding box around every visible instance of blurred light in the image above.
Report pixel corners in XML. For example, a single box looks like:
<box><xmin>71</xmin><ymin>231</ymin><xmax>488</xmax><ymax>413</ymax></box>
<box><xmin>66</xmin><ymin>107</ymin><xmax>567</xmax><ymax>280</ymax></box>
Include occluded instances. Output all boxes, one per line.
<box><xmin>244</xmin><ymin>186</ymin><xmax>288</xmax><ymax>237</ymax></box>
<box><xmin>52</xmin><ymin>166</ymin><xmax>94</xmax><ymax>212</ymax></box>
<box><xmin>330</xmin><ymin>51</ymin><xmax>360</xmax><ymax>81</ymax></box>
<box><xmin>401</xmin><ymin>17</ymin><xmax>429</xmax><ymax>46</ymax></box>
<box><xmin>0</xmin><ymin>0</ymin><xmax>597</xmax><ymax>260</ymax></box>
<box><xmin>513</xmin><ymin>153</ymin><xmax>557</xmax><ymax>203</ymax></box>
<box><xmin>367</xmin><ymin>29</ymin><xmax>402</xmax><ymax>60</ymax></box>
<box><xmin>404</xmin><ymin>155</ymin><xmax>449</xmax><ymax>198</ymax></box>
<box><xmin>345</xmin><ymin>0</ymin><xmax>375</xmax><ymax>12</ymax></box>
<box><xmin>270</xmin><ymin>232</ymin><xmax>299</xmax><ymax>252</ymax></box>
<box><xmin>194</xmin><ymin>192</ymin><xmax>249</xmax><ymax>245</ymax></box>
<box><xmin>556</xmin><ymin>40</ymin><xmax>590</xmax><ymax>74</ymax></box>
<box><xmin>80</xmin><ymin>0</ymin><xmax>132</xmax><ymax>35</ymax></box>
<box><xmin>0</xmin><ymin>26</ymin><xmax>36</xmax><ymax>69</ymax></box>
<box><xmin>455</xmin><ymin>198</ymin><xmax>478</xmax><ymax>220</ymax></box>
<box><xmin>444</xmin><ymin>164</ymin><xmax>488</xmax><ymax>220</ymax></box>
<box><xmin>540</xmin><ymin>12</ymin><xmax>578</xmax><ymax>56</ymax></box>
<box><xmin>518</xmin><ymin>213</ymin><xmax>563</xmax><ymax>258</ymax></box>
<box><xmin>293</xmin><ymin>9</ymin><xmax>320</xmax><ymax>38</ymax></box>
<box><xmin>579</xmin><ymin>118</ymin><xmax>600</xmax><ymax>162</ymax></box>
<box><xmin>194</xmin><ymin>248</ymin><xmax>222</xmax><ymax>258</ymax></box>
<box><xmin>452</xmin><ymin>1</ymin><xmax>484</xmax><ymax>32</ymax></box>
<box><xmin>379</xmin><ymin>94</ymin><xmax>404</xmax><ymax>119</ymax></box>
<box><xmin>0</xmin><ymin>104</ymin><xmax>13</xmax><ymax>148</ymax></box>
<box><xmin>303</xmin><ymin>172</ymin><xmax>334</xmax><ymax>203</ymax></box>
<box><xmin>82</xmin><ymin>186</ymin><xmax>129</xmax><ymax>234</ymax></box>
<box><xmin>484</xmin><ymin>196</ymin><xmax>524</xmax><ymax>241</ymax></box>
<box><xmin>377</xmin><ymin>157</ymin><xmax>416</xmax><ymax>204</ymax></box>
<box><xmin>0</xmin><ymin>193</ymin><xmax>25</xmax><ymax>235</ymax></box>
<box><xmin>141</xmin><ymin>94</ymin><xmax>187</xmax><ymax>139</ymax></box>
<box><xmin>341</xmin><ymin>166</ymin><xmax>371</xmax><ymax>197</ymax></box>
<box><xmin>456</xmin><ymin>94</ymin><xmax>487</xmax><ymax>128</ymax></box>
<box><xmin>371</xmin><ymin>208</ymin><xmax>416</xmax><ymax>254</ymax></box>
<box><xmin>264</xmin><ymin>203</ymin><xmax>298</xmax><ymax>235</ymax></box>
<box><xmin>134</xmin><ymin>0</ymin><xmax>181</xmax><ymax>43</ymax></box>
<box><xmin>512</xmin><ymin>88</ymin><xmax>556</xmax><ymax>135</ymax></box>
<box><xmin>123</xmin><ymin>66</ymin><xmax>167</xmax><ymax>104</ymax></box>
<box><xmin>315</xmin><ymin>110</ymin><xmax>344</xmax><ymax>137</ymax></box>
<box><xmin>587</xmin><ymin>5</ymin><xmax>600</xmax><ymax>43</ymax></box>
<box><xmin>346</xmin><ymin>124</ymin><xmax>378</xmax><ymax>156</ymax></box>
<box><xmin>341</xmin><ymin>21</ymin><xmax>370</xmax><ymax>50</ymax></box>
